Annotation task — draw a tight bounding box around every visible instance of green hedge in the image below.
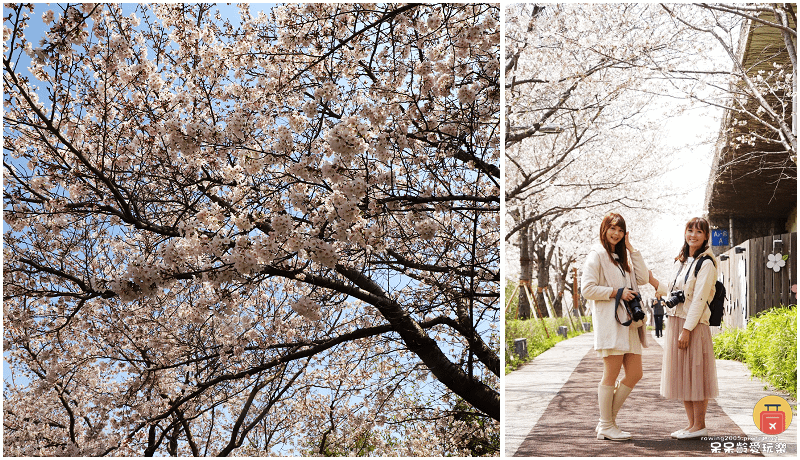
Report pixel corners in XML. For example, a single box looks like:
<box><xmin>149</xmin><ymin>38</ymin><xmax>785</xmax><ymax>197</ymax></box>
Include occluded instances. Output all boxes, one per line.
<box><xmin>504</xmin><ymin>280</ymin><xmax>589</xmax><ymax>374</ymax></box>
<box><xmin>713</xmin><ymin>305</ymin><xmax>797</xmax><ymax>398</ymax></box>
<box><xmin>505</xmin><ymin>316</ymin><xmax>589</xmax><ymax>374</ymax></box>
<box><xmin>506</xmin><ymin>318</ymin><xmax>591</xmax><ymax>374</ymax></box>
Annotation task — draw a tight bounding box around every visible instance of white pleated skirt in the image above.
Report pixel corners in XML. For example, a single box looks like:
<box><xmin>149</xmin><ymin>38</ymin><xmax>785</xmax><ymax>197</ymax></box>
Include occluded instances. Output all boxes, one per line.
<box><xmin>596</xmin><ymin>323</ymin><xmax>642</xmax><ymax>357</ymax></box>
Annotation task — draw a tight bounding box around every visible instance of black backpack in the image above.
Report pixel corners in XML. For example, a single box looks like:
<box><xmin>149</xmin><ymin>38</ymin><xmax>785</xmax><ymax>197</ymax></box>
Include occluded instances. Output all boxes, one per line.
<box><xmin>688</xmin><ymin>256</ymin><xmax>726</xmax><ymax>327</ymax></box>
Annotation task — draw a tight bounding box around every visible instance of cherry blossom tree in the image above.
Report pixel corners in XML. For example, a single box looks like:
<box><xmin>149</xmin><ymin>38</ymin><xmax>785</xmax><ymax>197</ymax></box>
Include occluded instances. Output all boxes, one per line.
<box><xmin>504</xmin><ymin>3</ymin><xmax>686</xmax><ymax>319</ymax></box>
<box><xmin>3</xmin><ymin>3</ymin><xmax>499</xmax><ymax>456</ymax></box>
<box><xmin>660</xmin><ymin>3</ymin><xmax>796</xmax><ymax>169</ymax></box>
<box><xmin>504</xmin><ymin>4</ymin><xmax>794</xmax><ymax>323</ymax></box>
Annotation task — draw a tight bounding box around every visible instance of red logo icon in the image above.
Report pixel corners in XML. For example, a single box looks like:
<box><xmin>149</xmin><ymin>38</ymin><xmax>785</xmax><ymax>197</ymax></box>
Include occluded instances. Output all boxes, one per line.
<box><xmin>753</xmin><ymin>396</ymin><xmax>792</xmax><ymax>435</ymax></box>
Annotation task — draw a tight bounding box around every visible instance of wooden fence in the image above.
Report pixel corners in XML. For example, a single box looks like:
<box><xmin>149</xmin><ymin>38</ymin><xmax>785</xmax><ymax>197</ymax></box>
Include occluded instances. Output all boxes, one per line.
<box><xmin>717</xmin><ymin>232</ymin><xmax>797</xmax><ymax>329</ymax></box>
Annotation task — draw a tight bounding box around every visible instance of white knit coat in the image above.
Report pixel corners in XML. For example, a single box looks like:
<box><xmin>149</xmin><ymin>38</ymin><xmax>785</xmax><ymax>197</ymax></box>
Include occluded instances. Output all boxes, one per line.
<box><xmin>581</xmin><ymin>243</ymin><xmax>650</xmax><ymax>352</ymax></box>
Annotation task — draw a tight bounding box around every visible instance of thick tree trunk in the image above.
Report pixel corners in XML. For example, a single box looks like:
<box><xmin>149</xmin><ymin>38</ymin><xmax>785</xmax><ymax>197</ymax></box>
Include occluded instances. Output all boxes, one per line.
<box><xmin>533</xmin><ymin>229</ymin><xmax>554</xmax><ymax>318</ymax></box>
<box><xmin>518</xmin><ymin>226</ymin><xmax>533</xmax><ymax>319</ymax></box>
<box><xmin>534</xmin><ymin>251</ymin><xmax>551</xmax><ymax>318</ymax></box>
<box><xmin>553</xmin><ymin>270</ymin><xmax>564</xmax><ymax>316</ymax></box>
<box><xmin>554</xmin><ymin>253</ymin><xmax>575</xmax><ymax>317</ymax></box>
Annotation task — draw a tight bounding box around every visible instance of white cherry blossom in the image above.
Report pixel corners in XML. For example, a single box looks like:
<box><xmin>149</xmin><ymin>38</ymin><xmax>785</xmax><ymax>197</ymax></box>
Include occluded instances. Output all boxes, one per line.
<box><xmin>4</xmin><ymin>3</ymin><xmax>498</xmax><ymax>456</ymax></box>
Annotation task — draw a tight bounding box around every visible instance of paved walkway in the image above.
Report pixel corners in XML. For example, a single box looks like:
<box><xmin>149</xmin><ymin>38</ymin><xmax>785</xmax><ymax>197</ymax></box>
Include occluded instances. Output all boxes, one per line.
<box><xmin>504</xmin><ymin>330</ymin><xmax>797</xmax><ymax>457</ymax></box>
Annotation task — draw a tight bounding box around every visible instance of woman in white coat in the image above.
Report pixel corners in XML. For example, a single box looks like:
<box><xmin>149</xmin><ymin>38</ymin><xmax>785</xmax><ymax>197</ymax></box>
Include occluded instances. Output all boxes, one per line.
<box><xmin>653</xmin><ymin>217</ymin><xmax>719</xmax><ymax>440</ymax></box>
<box><xmin>581</xmin><ymin>212</ymin><xmax>655</xmax><ymax>441</ymax></box>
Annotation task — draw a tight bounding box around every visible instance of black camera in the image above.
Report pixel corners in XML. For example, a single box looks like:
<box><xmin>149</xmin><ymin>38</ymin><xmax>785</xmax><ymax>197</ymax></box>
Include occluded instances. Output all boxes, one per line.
<box><xmin>664</xmin><ymin>290</ymin><xmax>685</xmax><ymax>308</ymax></box>
<box><xmin>626</xmin><ymin>293</ymin><xmax>645</xmax><ymax>322</ymax></box>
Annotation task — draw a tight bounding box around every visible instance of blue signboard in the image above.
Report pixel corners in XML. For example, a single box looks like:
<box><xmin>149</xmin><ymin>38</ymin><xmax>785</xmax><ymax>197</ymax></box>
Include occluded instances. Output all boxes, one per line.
<box><xmin>711</xmin><ymin>229</ymin><xmax>729</xmax><ymax>246</ymax></box>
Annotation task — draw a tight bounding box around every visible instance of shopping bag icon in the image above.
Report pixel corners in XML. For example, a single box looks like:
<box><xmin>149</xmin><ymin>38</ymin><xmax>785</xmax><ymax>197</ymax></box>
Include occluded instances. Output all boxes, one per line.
<box><xmin>760</xmin><ymin>404</ymin><xmax>786</xmax><ymax>435</ymax></box>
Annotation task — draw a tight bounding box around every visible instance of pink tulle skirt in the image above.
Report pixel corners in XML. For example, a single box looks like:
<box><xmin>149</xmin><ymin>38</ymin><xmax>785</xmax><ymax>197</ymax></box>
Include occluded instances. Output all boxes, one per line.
<box><xmin>660</xmin><ymin>316</ymin><xmax>719</xmax><ymax>401</ymax></box>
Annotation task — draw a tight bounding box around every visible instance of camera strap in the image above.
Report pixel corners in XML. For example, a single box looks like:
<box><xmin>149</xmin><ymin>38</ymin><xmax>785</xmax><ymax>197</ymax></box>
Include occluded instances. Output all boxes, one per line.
<box><xmin>684</xmin><ymin>257</ymin><xmax>705</xmax><ymax>283</ymax></box>
<box><xmin>614</xmin><ymin>287</ymin><xmax>633</xmax><ymax>326</ymax></box>
<box><xmin>670</xmin><ymin>258</ymin><xmax>697</xmax><ymax>292</ymax></box>
<box><xmin>613</xmin><ymin>252</ymin><xmax>638</xmax><ymax>327</ymax></box>
<box><xmin>669</xmin><ymin>262</ymin><xmax>683</xmax><ymax>293</ymax></box>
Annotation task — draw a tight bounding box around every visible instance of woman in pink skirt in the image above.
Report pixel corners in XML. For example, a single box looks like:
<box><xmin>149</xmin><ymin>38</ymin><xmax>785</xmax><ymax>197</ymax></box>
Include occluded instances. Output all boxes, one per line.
<box><xmin>655</xmin><ymin>217</ymin><xmax>719</xmax><ymax>439</ymax></box>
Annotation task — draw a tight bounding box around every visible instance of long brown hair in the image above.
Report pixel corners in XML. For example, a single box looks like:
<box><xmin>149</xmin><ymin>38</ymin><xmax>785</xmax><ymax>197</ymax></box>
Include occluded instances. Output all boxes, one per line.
<box><xmin>599</xmin><ymin>212</ymin><xmax>630</xmax><ymax>272</ymax></box>
<box><xmin>676</xmin><ymin>217</ymin><xmax>710</xmax><ymax>262</ymax></box>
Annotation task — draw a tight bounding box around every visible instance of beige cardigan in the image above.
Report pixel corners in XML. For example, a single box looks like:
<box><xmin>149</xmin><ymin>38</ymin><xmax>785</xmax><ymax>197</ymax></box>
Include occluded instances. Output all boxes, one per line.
<box><xmin>663</xmin><ymin>247</ymin><xmax>718</xmax><ymax>331</ymax></box>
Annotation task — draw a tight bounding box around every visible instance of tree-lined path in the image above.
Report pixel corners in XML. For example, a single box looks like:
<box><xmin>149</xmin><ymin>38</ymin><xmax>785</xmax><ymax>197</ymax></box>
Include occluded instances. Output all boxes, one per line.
<box><xmin>505</xmin><ymin>330</ymin><xmax>797</xmax><ymax>457</ymax></box>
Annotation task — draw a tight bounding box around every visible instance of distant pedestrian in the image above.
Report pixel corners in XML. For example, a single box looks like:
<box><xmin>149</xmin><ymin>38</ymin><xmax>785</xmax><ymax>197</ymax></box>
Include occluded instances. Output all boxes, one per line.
<box><xmin>581</xmin><ymin>212</ymin><xmax>660</xmax><ymax>441</ymax></box>
<box><xmin>651</xmin><ymin>217</ymin><xmax>719</xmax><ymax>440</ymax></box>
<box><xmin>651</xmin><ymin>296</ymin><xmax>665</xmax><ymax>338</ymax></box>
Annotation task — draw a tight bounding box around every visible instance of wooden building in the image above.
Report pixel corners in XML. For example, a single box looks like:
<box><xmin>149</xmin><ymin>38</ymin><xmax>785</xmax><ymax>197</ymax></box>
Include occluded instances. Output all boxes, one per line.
<box><xmin>704</xmin><ymin>6</ymin><xmax>797</xmax><ymax>327</ymax></box>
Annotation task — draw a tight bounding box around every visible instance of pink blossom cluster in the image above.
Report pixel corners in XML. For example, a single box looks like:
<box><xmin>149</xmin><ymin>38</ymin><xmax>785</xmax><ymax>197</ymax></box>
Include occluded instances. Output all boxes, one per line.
<box><xmin>275</xmin><ymin>125</ymin><xmax>293</xmax><ymax>153</ymax></box>
<box><xmin>270</xmin><ymin>213</ymin><xmax>294</xmax><ymax>237</ymax></box>
<box><xmin>372</xmin><ymin>132</ymin><xmax>393</xmax><ymax>162</ymax></box>
<box><xmin>315</xmin><ymin>81</ymin><xmax>340</xmax><ymax>102</ymax></box>
<box><xmin>414</xmin><ymin>217</ymin><xmax>439</xmax><ymax>240</ymax></box>
<box><xmin>291</xmin><ymin>296</ymin><xmax>321</xmax><ymax>321</ymax></box>
<box><xmin>231</xmin><ymin>213</ymin><xmax>253</xmax><ymax>232</ymax></box>
<box><xmin>302</xmin><ymin>100</ymin><xmax>317</xmax><ymax>117</ymax></box>
<box><xmin>109</xmin><ymin>256</ymin><xmax>165</xmax><ymax>302</ymax></box>
<box><xmin>307</xmin><ymin>238</ymin><xmax>338</xmax><ymax>269</ymax></box>
<box><xmin>325</xmin><ymin>117</ymin><xmax>368</xmax><ymax>159</ymax></box>
<box><xmin>324</xmin><ymin>191</ymin><xmax>360</xmax><ymax>225</ymax></box>
<box><xmin>457</xmin><ymin>84</ymin><xmax>480</xmax><ymax>105</ymax></box>
<box><xmin>226</xmin><ymin>236</ymin><xmax>259</xmax><ymax>275</ymax></box>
